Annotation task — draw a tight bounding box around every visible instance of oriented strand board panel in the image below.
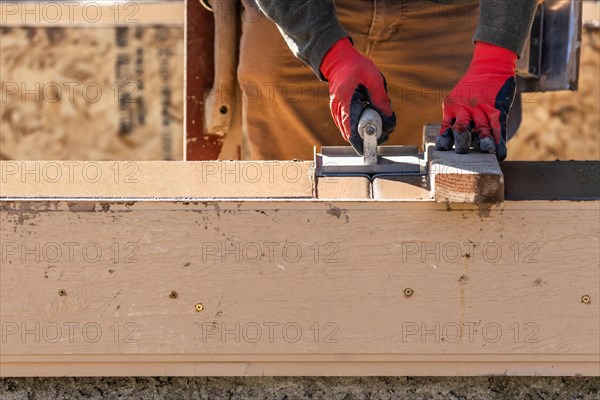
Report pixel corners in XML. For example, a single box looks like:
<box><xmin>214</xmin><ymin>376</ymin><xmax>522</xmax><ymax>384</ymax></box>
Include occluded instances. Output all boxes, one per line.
<box><xmin>0</xmin><ymin>1</ymin><xmax>184</xmax><ymax>26</ymax></box>
<box><xmin>0</xmin><ymin>161</ymin><xmax>314</xmax><ymax>198</ymax></box>
<box><xmin>0</xmin><ymin>199</ymin><xmax>598</xmax><ymax>376</ymax></box>
<box><xmin>0</xmin><ymin>24</ymin><xmax>184</xmax><ymax>161</ymax></box>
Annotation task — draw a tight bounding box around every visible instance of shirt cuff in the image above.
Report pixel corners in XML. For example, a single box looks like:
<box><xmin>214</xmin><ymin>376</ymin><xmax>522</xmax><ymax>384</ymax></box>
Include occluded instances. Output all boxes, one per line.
<box><xmin>309</xmin><ymin>24</ymin><xmax>350</xmax><ymax>81</ymax></box>
<box><xmin>474</xmin><ymin>24</ymin><xmax>528</xmax><ymax>57</ymax></box>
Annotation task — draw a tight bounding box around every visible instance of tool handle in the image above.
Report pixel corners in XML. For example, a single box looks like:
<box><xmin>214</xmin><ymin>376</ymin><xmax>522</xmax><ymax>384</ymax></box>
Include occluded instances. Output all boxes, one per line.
<box><xmin>358</xmin><ymin>108</ymin><xmax>382</xmax><ymax>165</ymax></box>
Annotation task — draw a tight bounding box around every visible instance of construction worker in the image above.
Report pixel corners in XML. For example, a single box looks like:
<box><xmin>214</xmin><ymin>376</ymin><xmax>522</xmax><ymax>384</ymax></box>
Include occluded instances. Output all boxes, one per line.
<box><xmin>237</xmin><ymin>0</ymin><xmax>538</xmax><ymax>161</ymax></box>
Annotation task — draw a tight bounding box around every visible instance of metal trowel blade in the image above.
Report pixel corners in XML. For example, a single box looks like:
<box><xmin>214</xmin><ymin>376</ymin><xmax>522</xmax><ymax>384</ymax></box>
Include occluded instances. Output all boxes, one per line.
<box><xmin>315</xmin><ymin>146</ymin><xmax>423</xmax><ymax>177</ymax></box>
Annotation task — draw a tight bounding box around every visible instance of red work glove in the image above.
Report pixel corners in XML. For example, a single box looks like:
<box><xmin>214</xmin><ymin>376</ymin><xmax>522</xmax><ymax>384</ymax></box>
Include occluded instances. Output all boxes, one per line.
<box><xmin>320</xmin><ymin>38</ymin><xmax>396</xmax><ymax>155</ymax></box>
<box><xmin>437</xmin><ymin>41</ymin><xmax>517</xmax><ymax>161</ymax></box>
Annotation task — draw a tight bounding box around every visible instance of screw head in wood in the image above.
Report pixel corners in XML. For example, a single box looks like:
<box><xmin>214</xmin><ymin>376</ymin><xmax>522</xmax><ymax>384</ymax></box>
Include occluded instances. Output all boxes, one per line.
<box><xmin>195</xmin><ymin>303</ymin><xmax>204</xmax><ymax>312</ymax></box>
<box><xmin>404</xmin><ymin>288</ymin><xmax>413</xmax><ymax>297</ymax></box>
<box><xmin>581</xmin><ymin>295</ymin><xmax>591</xmax><ymax>304</ymax></box>
<box><xmin>58</xmin><ymin>289</ymin><xmax>67</xmax><ymax>296</ymax></box>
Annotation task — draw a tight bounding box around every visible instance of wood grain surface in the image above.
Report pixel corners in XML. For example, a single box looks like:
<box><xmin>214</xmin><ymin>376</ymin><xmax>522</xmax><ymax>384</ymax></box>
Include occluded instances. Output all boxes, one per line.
<box><xmin>0</xmin><ymin>161</ymin><xmax>314</xmax><ymax>198</ymax></box>
<box><xmin>424</xmin><ymin>125</ymin><xmax>504</xmax><ymax>204</ymax></box>
<box><xmin>1</xmin><ymin>199</ymin><xmax>598</xmax><ymax>376</ymax></box>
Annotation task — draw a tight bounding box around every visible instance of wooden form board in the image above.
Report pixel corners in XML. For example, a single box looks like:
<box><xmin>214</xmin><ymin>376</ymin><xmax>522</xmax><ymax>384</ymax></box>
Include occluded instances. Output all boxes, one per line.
<box><xmin>0</xmin><ymin>161</ymin><xmax>314</xmax><ymax>199</ymax></box>
<box><xmin>1</xmin><ymin>160</ymin><xmax>599</xmax><ymax>201</ymax></box>
<box><xmin>0</xmin><ymin>162</ymin><xmax>599</xmax><ymax>376</ymax></box>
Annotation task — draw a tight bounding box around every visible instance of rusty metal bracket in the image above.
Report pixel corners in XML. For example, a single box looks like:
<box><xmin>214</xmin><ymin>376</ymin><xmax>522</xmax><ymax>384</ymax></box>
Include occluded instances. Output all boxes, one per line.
<box><xmin>517</xmin><ymin>0</ymin><xmax>583</xmax><ymax>92</ymax></box>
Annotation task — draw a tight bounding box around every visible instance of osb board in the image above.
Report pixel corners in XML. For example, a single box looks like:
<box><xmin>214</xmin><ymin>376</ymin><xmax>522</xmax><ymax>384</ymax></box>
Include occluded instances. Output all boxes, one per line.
<box><xmin>0</xmin><ymin>200</ymin><xmax>598</xmax><ymax>376</ymax></box>
<box><xmin>0</xmin><ymin>25</ymin><xmax>184</xmax><ymax>161</ymax></box>
<box><xmin>509</xmin><ymin>4</ymin><xmax>600</xmax><ymax>161</ymax></box>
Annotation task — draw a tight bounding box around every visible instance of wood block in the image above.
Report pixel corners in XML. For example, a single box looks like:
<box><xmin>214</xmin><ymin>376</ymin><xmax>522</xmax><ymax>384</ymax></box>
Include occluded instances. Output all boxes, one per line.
<box><xmin>423</xmin><ymin>125</ymin><xmax>504</xmax><ymax>204</ymax></box>
<box><xmin>316</xmin><ymin>177</ymin><xmax>371</xmax><ymax>199</ymax></box>
<box><xmin>1</xmin><ymin>198</ymin><xmax>598</xmax><ymax>376</ymax></box>
<box><xmin>0</xmin><ymin>161</ymin><xmax>314</xmax><ymax>199</ymax></box>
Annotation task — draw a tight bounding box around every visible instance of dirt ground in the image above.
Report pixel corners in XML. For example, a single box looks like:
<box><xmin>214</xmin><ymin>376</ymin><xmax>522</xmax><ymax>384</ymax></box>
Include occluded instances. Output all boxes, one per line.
<box><xmin>1</xmin><ymin>376</ymin><xmax>599</xmax><ymax>400</ymax></box>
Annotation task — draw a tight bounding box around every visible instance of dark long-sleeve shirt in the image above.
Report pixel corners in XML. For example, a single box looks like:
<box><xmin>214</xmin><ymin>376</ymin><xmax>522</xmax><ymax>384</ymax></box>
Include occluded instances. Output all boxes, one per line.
<box><xmin>252</xmin><ymin>0</ymin><xmax>538</xmax><ymax>78</ymax></box>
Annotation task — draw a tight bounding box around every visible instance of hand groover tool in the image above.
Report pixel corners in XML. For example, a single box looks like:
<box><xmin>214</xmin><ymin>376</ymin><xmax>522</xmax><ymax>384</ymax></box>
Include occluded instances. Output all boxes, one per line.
<box><xmin>314</xmin><ymin>107</ymin><xmax>425</xmax><ymax>179</ymax></box>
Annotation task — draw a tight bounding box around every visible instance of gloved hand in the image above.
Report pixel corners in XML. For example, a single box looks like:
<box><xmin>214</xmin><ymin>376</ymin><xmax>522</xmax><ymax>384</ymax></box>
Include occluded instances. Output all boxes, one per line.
<box><xmin>436</xmin><ymin>41</ymin><xmax>517</xmax><ymax>161</ymax></box>
<box><xmin>320</xmin><ymin>38</ymin><xmax>396</xmax><ymax>155</ymax></box>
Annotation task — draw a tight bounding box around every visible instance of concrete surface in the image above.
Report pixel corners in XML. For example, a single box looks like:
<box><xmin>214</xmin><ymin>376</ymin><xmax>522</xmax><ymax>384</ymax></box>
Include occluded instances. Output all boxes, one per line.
<box><xmin>0</xmin><ymin>377</ymin><xmax>598</xmax><ymax>399</ymax></box>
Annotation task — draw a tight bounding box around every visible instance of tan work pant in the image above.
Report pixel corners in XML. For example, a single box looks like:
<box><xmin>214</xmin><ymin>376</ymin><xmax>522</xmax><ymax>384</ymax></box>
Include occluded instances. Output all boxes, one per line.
<box><xmin>238</xmin><ymin>0</ymin><xmax>479</xmax><ymax>160</ymax></box>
